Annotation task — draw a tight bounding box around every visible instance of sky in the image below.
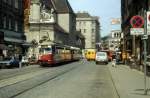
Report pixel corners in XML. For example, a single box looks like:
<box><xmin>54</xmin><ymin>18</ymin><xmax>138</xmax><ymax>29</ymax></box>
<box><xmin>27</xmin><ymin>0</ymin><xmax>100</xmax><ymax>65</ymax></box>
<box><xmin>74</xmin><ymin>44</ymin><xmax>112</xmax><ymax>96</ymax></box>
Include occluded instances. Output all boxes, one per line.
<box><xmin>68</xmin><ymin>0</ymin><xmax>121</xmax><ymax>37</ymax></box>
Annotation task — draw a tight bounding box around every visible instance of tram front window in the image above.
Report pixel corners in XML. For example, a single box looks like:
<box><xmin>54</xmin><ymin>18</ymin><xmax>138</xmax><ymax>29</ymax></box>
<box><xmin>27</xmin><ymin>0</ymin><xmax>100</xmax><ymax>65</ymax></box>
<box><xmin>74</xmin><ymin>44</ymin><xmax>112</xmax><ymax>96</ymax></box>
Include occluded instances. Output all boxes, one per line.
<box><xmin>39</xmin><ymin>48</ymin><xmax>52</xmax><ymax>54</ymax></box>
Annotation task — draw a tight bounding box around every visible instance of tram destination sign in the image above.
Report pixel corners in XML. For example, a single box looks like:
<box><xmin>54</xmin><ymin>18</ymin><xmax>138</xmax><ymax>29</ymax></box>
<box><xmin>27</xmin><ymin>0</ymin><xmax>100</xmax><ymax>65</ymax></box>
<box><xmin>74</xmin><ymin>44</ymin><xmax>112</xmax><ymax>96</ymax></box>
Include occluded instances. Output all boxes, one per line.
<box><xmin>130</xmin><ymin>28</ymin><xmax>144</xmax><ymax>35</ymax></box>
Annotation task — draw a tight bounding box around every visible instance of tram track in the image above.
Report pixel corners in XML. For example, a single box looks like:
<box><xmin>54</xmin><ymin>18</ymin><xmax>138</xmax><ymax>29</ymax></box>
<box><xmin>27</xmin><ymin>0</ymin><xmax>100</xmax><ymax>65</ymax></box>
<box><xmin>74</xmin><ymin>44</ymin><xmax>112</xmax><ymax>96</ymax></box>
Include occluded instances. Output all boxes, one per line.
<box><xmin>0</xmin><ymin>63</ymin><xmax>80</xmax><ymax>98</ymax></box>
<box><xmin>0</xmin><ymin>66</ymin><xmax>44</xmax><ymax>81</ymax></box>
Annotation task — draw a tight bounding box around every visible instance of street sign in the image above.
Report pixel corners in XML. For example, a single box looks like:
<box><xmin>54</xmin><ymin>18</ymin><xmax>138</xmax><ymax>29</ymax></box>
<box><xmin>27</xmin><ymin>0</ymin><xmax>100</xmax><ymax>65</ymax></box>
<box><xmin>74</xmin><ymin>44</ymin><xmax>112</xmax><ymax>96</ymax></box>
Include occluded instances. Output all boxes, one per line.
<box><xmin>147</xmin><ymin>11</ymin><xmax>150</xmax><ymax>35</ymax></box>
<box><xmin>142</xmin><ymin>35</ymin><xmax>148</xmax><ymax>40</ymax></box>
<box><xmin>130</xmin><ymin>15</ymin><xmax>144</xmax><ymax>28</ymax></box>
<box><xmin>130</xmin><ymin>28</ymin><xmax>144</xmax><ymax>35</ymax></box>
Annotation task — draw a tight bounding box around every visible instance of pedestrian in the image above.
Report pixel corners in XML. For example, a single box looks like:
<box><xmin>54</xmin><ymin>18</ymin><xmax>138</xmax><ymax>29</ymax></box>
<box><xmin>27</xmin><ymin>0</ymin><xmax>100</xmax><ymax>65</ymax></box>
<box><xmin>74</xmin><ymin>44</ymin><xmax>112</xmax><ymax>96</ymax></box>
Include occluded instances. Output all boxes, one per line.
<box><xmin>112</xmin><ymin>59</ymin><xmax>116</xmax><ymax>67</ymax></box>
<box><xmin>116</xmin><ymin>53</ymin><xmax>120</xmax><ymax>65</ymax></box>
<box><xmin>19</xmin><ymin>54</ymin><xmax>22</xmax><ymax>68</ymax></box>
<box><xmin>130</xmin><ymin>55</ymin><xmax>135</xmax><ymax>69</ymax></box>
<box><xmin>112</xmin><ymin>54</ymin><xmax>116</xmax><ymax>67</ymax></box>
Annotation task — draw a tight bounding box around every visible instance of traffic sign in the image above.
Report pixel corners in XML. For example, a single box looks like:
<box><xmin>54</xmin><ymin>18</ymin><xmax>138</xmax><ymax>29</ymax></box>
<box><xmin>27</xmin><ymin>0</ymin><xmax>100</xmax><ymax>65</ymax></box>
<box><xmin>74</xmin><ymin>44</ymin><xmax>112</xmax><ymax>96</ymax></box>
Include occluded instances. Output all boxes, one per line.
<box><xmin>130</xmin><ymin>15</ymin><xmax>144</xmax><ymax>28</ymax></box>
<box><xmin>142</xmin><ymin>35</ymin><xmax>148</xmax><ymax>40</ymax></box>
<box><xmin>130</xmin><ymin>28</ymin><xmax>144</xmax><ymax>35</ymax></box>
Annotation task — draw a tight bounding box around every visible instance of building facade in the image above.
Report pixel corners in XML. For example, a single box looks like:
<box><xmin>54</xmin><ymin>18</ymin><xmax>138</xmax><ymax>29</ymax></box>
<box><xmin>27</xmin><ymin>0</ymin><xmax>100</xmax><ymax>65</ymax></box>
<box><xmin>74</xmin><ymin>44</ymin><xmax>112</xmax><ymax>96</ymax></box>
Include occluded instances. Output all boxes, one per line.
<box><xmin>26</xmin><ymin>0</ymin><xmax>84</xmax><ymax>58</ymax></box>
<box><xmin>109</xmin><ymin>30</ymin><xmax>123</xmax><ymax>51</ymax></box>
<box><xmin>76</xmin><ymin>12</ymin><xmax>100</xmax><ymax>49</ymax></box>
<box><xmin>0</xmin><ymin>0</ymin><xmax>25</xmax><ymax>58</ymax></box>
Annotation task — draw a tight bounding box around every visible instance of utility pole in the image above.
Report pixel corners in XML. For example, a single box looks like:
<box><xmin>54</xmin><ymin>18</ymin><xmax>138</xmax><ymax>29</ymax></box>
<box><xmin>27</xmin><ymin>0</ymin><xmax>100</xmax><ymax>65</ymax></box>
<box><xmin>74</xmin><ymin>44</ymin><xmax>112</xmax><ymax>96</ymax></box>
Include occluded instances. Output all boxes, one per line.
<box><xmin>133</xmin><ymin>35</ymin><xmax>136</xmax><ymax>56</ymax></box>
<box><xmin>143</xmin><ymin>0</ymin><xmax>149</xmax><ymax>94</ymax></box>
<box><xmin>143</xmin><ymin>10</ymin><xmax>148</xmax><ymax>95</ymax></box>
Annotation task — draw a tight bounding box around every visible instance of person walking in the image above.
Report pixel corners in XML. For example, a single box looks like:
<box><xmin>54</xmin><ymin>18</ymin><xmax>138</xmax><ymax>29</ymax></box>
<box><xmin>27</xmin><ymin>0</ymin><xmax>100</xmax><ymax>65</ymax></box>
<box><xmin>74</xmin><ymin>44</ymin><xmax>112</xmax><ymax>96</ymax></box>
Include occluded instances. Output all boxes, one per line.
<box><xmin>18</xmin><ymin>54</ymin><xmax>22</xmax><ymax>68</ymax></box>
<box><xmin>112</xmin><ymin>54</ymin><xmax>116</xmax><ymax>67</ymax></box>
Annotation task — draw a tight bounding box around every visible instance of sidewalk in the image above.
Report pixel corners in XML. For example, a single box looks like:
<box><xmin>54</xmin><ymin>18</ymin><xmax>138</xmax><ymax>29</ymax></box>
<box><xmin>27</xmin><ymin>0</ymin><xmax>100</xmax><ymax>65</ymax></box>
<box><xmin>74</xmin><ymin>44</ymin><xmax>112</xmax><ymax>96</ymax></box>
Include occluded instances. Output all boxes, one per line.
<box><xmin>108</xmin><ymin>64</ymin><xmax>150</xmax><ymax>98</ymax></box>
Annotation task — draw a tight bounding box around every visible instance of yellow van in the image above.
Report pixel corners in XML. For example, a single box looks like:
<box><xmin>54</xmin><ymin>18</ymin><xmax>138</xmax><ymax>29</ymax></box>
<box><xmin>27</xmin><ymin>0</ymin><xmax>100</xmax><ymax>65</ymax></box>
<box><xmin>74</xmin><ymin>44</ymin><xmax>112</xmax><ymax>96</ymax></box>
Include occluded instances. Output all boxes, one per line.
<box><xmin>85</xmin><ymin>49</ymin><xmax>96</xmax><ymax>61</ymax></box>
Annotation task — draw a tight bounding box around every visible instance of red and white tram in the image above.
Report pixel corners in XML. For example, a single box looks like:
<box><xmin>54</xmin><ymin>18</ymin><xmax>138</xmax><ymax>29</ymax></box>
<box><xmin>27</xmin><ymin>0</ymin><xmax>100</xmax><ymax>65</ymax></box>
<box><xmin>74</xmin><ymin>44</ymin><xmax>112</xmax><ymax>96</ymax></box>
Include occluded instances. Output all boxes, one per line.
<box><xmin>38</xmin><ymin>44</ymin><xmax>81</xmax><ymax>66</ymax></box>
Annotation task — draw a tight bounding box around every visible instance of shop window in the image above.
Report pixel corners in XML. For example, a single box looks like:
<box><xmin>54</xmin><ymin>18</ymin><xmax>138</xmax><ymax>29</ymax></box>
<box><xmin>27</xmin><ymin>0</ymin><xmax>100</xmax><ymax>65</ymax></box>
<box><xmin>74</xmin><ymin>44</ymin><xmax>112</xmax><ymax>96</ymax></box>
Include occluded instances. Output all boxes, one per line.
<box><xmin>0</xmin><ymin>32</ymin><xmax>4</xmax><ymax>44</ymax></box>
<box><xmin>15</xmin><ymin>21</ymin><xmax>18</xmax><ymax>32</ymax></box>
<box><xmin>9</xmin><ymin>18</ymin><xmax>12</xmax><ymax>30</ymax></box>
<box><xmin>3</xmin><ymin>16</ymin><xmax>6</xmax><ymax>29</ymax></box>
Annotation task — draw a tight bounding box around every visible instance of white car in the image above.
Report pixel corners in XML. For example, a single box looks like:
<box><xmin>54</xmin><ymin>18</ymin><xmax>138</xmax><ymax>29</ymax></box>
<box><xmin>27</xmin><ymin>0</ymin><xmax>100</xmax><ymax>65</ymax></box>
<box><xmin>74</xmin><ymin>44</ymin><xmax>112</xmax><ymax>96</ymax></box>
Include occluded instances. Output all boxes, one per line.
<box><xmin>95</xmin><ymin>51</ymin><xmax>108</xmax><ymax>64</ymax></box>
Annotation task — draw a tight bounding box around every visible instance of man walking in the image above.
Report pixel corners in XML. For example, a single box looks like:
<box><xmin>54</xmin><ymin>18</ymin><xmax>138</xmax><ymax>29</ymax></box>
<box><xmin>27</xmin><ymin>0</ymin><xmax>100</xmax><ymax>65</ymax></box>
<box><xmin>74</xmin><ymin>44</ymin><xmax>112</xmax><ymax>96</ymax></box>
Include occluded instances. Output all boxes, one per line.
<box><xmin>19</xmin><ymin>54</ymin><xmax>22</xmax><ymax>68</ymax></box>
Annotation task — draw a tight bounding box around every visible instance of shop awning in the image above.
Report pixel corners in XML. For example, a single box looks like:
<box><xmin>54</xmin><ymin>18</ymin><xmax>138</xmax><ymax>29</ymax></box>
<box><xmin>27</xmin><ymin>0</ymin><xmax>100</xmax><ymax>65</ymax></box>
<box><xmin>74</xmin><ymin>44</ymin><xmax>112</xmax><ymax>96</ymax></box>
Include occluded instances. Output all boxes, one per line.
<box><xmin>4</xmin><ymin>37</ymin><xmax>25</xmax><ymax>43</ymax></box>
<box><xmin>22</xmin><ymin>42</ymin><xmax>32</xmax><ymax>47</ymax></box>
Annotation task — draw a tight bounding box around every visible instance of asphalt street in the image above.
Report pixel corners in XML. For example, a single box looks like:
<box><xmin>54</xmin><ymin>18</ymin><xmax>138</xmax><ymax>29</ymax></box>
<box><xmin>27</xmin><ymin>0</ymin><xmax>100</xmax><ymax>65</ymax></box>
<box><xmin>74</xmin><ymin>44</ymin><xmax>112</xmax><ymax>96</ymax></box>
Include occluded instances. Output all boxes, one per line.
<box><xmin>0</xmin><ymin>61</ymin><xmax>119</xmax><ymax>98</ymax></box>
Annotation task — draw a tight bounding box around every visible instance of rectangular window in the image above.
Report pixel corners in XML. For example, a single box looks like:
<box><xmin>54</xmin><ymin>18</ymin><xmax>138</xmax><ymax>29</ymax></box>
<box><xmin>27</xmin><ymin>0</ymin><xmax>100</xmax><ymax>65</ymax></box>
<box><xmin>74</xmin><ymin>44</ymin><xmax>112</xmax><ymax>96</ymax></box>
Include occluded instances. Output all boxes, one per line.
<box><xmin>79</xmin><ymin>22</ymin><xmax>81</xmax><ymax>26</ymax></box>
<box><xmin>83</xmin><ymin>21</ymin><xmax>86</xmax><ymax>26</ymax></box>
<box><xmin>79</xmin><ymin>29</ymin><xmax>81</xmax><ymax>32</ymax></box>
<box><xmin>115</xmin><ymin>33</ymin><xmax>117</xmax><ymax>37</ymax></box>
<box><xmin>15</xmin><ymin>0</ymin><xmax>18</xmax><ymax>8</ymax></box>
<box><xmin>84</xmin><ymin>29</ymin><xmax>86</xmax><ymax>33</ymax></box>
<box><xmin>91</xmin><ymin>21</ymin><xmax>95</xmax><ymax>26</ymax></box>
<box><xmin>3</xmin><ymin>16</ymin><xmax>6</xmax><ymax>28</ymax></box>
<box><xmin>9</xmin><ymin>18</ymin><xmax>11</xmax><ymax>30</ymax></box>
<box><xmin>15</xmin><ymin>21</ymin><xmax>18</xmax><ymax>31</ymax></box>
<box><xmin>92</xmin><ymin>29</ymin><xmax>95</xmax><ymax>33</ymax></box>
<box><xmin>8</xmin><ymin>0</ymin><xmax>12</xmax><ymax>5</ymax></box>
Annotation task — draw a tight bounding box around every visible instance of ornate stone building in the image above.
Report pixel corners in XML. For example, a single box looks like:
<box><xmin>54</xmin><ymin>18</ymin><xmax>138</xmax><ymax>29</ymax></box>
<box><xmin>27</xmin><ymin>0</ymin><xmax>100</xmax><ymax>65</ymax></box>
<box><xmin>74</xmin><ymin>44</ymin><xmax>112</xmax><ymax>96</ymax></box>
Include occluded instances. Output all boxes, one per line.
<box><xmin>26</xmin><ymin>0</ymin><xmax>84</xmax><ymax>58</ymax></box>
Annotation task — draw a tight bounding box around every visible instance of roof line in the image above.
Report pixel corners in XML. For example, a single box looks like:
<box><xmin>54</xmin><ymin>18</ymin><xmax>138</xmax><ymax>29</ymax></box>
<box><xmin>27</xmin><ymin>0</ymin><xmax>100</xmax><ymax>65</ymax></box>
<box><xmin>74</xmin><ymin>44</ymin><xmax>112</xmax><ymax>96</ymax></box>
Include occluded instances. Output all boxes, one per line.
<box><xmin>51</xmin><ymin>0</ymin><xmax>57</xmax><ymax>11</ymax></box>
<box><xmin>65</xmin><ymin>0</ymin><xmax>74</xmax><ymax>13</ymax></box>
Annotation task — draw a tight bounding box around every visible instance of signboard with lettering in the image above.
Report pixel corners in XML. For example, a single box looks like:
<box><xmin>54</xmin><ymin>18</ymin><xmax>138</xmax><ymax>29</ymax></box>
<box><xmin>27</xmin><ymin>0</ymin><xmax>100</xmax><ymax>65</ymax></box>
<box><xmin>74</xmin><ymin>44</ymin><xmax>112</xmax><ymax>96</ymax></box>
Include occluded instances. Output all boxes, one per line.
<box><xmin>130</xmin><ymin>28</ymin><xmax>144</xmax><ymax>35</ymax></box>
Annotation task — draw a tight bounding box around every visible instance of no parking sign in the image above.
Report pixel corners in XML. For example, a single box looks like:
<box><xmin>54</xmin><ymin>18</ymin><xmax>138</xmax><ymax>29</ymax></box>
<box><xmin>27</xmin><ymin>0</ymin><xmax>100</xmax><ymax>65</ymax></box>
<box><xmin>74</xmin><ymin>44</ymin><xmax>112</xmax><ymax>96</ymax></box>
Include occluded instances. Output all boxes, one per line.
<box><xmin>130</xmin><ymin>15</ymin><xmax>144</xmax><ymax>28</ymax></box>
<box><xmin>130</xmin><ymin>15</ymin><xmax>144</xmax><ymax>35</ymax></box>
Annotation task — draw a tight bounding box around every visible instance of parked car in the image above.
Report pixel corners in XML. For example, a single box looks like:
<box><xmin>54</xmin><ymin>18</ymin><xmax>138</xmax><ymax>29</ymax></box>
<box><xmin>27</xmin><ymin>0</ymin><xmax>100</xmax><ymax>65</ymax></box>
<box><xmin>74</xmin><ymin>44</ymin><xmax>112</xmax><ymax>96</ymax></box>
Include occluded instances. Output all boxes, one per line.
<box><xmin>0</xmin><ymin>57</ymin><xmax>19</xmax><ymax>68</ymax></box>
<box><xmin>95</xmin><ymin>51</ymin><xmax>108</xmax><ymax>64</ymax></box>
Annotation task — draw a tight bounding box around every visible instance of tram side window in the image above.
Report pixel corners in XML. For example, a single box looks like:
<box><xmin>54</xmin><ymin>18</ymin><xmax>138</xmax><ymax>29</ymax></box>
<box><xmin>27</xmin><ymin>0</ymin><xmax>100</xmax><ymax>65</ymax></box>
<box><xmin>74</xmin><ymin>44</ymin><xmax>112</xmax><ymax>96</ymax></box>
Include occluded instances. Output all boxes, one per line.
<box><xmin>52</xmin><ymin>46</ymin><xmax>55</xmax><ymax>53</ymax></box>
<box><xmin>56</xmin><ymin>49</ymin><xmax>62</xmax><ymax>54</ymax></box>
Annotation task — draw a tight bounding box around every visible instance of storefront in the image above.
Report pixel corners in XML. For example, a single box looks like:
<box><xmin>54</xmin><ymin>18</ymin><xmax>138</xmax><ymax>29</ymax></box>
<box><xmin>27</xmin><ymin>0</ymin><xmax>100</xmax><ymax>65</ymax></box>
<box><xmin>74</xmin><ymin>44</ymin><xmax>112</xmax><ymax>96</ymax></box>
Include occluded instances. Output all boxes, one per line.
<box><xmin>0</xmin><ymin>30</ymin><xmax>26</xmax><ymax>59</ymax></box>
